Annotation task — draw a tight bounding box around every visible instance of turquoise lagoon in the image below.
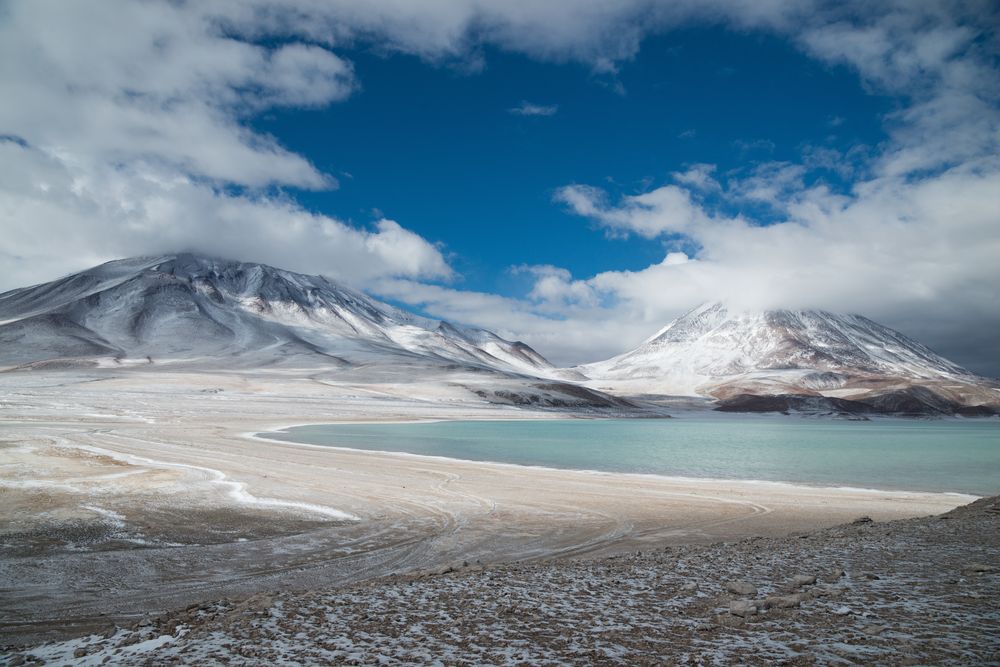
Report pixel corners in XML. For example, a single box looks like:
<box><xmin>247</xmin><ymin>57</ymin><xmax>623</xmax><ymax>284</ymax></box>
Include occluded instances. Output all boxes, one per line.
<box><xmin>261</xmin><ymin>417</ymin><xmax>1000</xmax><ymax>495</ymax></box>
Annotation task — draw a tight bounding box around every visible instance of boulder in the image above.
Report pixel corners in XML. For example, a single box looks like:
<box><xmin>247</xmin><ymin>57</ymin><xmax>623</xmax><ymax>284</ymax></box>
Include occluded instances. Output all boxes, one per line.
<box><xmin>962</xmin><ymin>563</ymin><xmax>996</xmax><ymax>575</ymax></box>
<box><xmin>725</xmin><ymin>581</ymin><xmax>757</xmax><ymax>596</ymax></box>
<box><xmin>729</xmin><ymin>600</ymin><xmax>758</xmax><ymax>617</ymax></box>
<box><xmin>763</xmin><ymin>594</ymin><xmax>805</xmax><ymax>609</ymax></box>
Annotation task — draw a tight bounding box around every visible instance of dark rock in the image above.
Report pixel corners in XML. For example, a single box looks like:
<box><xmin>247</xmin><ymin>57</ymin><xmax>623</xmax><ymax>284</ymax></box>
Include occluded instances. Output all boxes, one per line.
<box><xmin>729</xmin><ymin>600</ymin><xmax>758</xmax><ymax>617</ymax></box>
<box><xmin>790</xmin><ymin>574</ymin><xmax>817</xmax><ymax>587</ymax></box>
<box><xmin>763</xmin><ymin>594</ymin><xmax>804</xmax><ymax>609</ymax></box>
<box><xmin>725</xmin><ymin>581</ymin><xmax>757</xmax><ymax>596</ymax></box>
<box><xmin>962</xmin><ymin>563</ymin><xmax>996</xmax><ymax>575</ymax></box>
<box><xmin>823</xmin><ymin>569</ymin><xmax>846</xmax><ymax>583</ymax></box>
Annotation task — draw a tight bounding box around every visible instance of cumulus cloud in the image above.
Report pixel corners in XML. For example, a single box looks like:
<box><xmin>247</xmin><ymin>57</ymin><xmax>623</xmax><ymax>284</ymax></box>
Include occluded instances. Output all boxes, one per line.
<box><xmin>372</xmin><ymin>277</ymin><xmax>641</xmax><ymax>367</ymax></box>
<box><xmin>509</xmin><ymin>101</ymin><xmax>559</xmax><ymax>116</ymax></box>
<box><xmin>555</xmin><ymin>183</ymin><xmax>714</xmax><ymax>239</ymax></box>
<box><xmin>0</xmin><ymin>0</ymin><xmax>456</xmax><ymax>290</ymax></box>
<box><xmin>0</xmin><ymin>139</ymin><xmax>452</xmax><ymax>291</ymax></box>
<box><xmin>554</xmin><ymin>167</ymin><xmax>1000</xmax><ymax>317</ymax></box>
<box><xmin>530</xmin><ymin>0</ymin><xmax>1000</xmax><ymax>372</ymax></box>
<box><xmin>0</xmin><ymin>1</ymin><xmax>356</xmax><ymax>189</ymax></box>
<box><xmin>2</xmin><ymin>0</ymin><xmax>998</xmax><ymax>375</ymax></box>
<box><xmin>513</xmin><ymin>265</ymin><xmax>598</xmax><ymax>307</ymax></box>
<box><xmin>671</xmin><ymin>164</ymin><xmax>720</xmax><ymax>191</ymax></box>
<box><xmin>374</xmin><ymin>0</ymin><xmax>998</xmax><ymax>374</ymax></box>
<box><xmin>0</xmin><ymin>0</ymin><xmax>729</xmax><ymax>289</ymax></box>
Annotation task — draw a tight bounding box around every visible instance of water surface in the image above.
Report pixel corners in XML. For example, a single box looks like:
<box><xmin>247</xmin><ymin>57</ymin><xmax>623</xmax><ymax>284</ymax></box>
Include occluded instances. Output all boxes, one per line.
<box><xmin>261</xmin><ymin>417</ymin><xmax>1000</xmax><ymax>495</ymax></box>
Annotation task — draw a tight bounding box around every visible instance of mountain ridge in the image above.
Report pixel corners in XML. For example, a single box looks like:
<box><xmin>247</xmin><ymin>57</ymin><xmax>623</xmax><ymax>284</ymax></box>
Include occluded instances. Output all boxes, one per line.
<box><xmin>577</xmin><ymin>302</ymin><xmax>998</xmax><ymax>416</ymax></box>
<box><xmin>2</xmin><ymin>259</ymin><xmax>996</xmax><ymax>416</ymax></box>
<box><xmin>0</xmin><ymin>253</ymin><xmax>553</xmax><ymax>376</ymax></box>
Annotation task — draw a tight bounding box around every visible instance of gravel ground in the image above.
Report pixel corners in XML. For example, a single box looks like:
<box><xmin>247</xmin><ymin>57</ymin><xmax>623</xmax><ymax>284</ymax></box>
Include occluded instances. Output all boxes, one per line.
<box><xmin>5</xmin><ymin>496</ymin><xmax>998</xmax><ymax>666</ymax></box>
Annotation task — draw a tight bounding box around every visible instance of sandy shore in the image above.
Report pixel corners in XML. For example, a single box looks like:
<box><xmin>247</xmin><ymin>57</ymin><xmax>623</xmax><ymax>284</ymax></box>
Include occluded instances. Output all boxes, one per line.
<box><xmin>0</xmin><ymin>369</ymin><xmax>978</xmax><ymax>646</ymax></box>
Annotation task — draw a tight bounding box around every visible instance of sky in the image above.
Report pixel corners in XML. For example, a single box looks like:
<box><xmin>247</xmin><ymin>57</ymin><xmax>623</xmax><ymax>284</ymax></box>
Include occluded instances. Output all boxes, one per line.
<box><xmin>1</xmin><ymin>0</ymin><xmax>999</xmax><ymax>375</ymax></box>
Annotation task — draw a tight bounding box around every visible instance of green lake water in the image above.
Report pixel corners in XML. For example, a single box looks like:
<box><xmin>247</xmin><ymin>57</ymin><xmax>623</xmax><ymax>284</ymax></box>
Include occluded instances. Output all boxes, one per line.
<box><xmin>260</xmin><ymin>417</ymin><xmax>1000</xmax><ymax>495</ymax></box>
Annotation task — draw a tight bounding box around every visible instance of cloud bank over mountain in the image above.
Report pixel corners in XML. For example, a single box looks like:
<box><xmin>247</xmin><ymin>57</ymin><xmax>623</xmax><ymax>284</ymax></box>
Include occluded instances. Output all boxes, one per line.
<box><xmin>1</xmin><ymin>0</ymin><xmax>997</xmax><ymax>374</ymax></box>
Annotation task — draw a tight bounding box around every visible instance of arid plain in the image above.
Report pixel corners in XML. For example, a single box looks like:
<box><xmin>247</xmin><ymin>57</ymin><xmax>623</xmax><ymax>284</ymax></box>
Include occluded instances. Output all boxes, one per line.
<box><xmin>0</xmin><ymin>368</ymin><xmax>974</xmax><ymax>650</ymax></box>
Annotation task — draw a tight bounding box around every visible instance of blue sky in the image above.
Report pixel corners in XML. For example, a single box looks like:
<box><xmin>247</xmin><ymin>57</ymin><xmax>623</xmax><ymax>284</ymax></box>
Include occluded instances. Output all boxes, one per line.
<box><xmin>2</xmin><ymin>1</ymin><xmax>998</xmax><ymax>372</ymax></box>
<box><xmin>256</xmin><ymin>28</ymin><xmax>892</xmax><ymax>298</ymax></box>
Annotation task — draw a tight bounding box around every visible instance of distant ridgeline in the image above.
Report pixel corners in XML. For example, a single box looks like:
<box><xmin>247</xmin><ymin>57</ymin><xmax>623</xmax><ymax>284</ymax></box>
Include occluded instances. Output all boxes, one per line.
<box><xmin>1</xmin><ymin>256</ymin><xmax>997</xmax><ymax>417</ymax></box>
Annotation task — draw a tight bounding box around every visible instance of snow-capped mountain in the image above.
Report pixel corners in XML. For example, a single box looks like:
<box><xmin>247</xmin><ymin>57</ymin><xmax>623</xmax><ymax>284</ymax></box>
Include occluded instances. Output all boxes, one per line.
<box><xmin>2</xmin><ymin>262</ymin><xmax>994</xmax><ymax>416</ymax></box>
<box><xmin>0</xmin><ymin>254</ymin><xmax>552</xmax><ymax>375</ymax></box>
<box><xmin>578</xmin><ymin>302</ymin><xmax>998</xmax><ymax>415</ymax></box>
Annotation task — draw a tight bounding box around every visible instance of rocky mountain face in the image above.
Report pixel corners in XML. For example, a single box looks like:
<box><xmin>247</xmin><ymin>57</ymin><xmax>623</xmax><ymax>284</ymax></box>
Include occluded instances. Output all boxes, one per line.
<box><xmin>0</xmin><ymin>254</ymin><xmax>553</xmax><ymax>376</ymax></box>
<box><xmin>578</xmin><ymin>303</ymin><xmax>999</xmax><ymax>416</ymax></box>
<box><xmin>1</xmin><ymin>260</ymin><xmax>994</xmax><ymax>416</ymax></box>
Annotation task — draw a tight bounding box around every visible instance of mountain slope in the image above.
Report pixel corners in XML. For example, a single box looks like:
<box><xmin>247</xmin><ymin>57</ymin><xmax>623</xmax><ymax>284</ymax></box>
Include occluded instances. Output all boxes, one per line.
<box><xmin>578</xmin><ymin>303</ymin><xmax>998</xmax><ymax>415</ymax></box>
<box><xmin>0</xmin><ymin>254</ymin><xmax>553</xmax><ymax>376</ymax></box>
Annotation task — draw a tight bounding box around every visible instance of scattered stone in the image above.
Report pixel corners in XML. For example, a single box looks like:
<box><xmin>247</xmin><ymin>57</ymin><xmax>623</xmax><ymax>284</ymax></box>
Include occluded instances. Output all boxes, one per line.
<box><xmin>763</xmin><ymin>594</ymin><xmax>804</xmax><ymax>609</ymax></box>
<box><xmin>817</xmin><ymin>585</ymin><xmax>845</xmax><ymax>599</ymax></box>
<box><xmin>961</xmin><ymin>563</ymin><xmax>995</xmax><ymax>575</ymax></box>
<box><xmin>823</xmin><ymin>569</ymin><xmax>846</xmax><ymax>583</ymax></box>
<box><xmin>74</xmin><ymin>647</ymin><xmax>88</xmax><ymax>658</ymax></box>
<box><xmin>729</xmin><ymin>600</ymin><xmax>758</xmax><ymax>617</ymax></box>
<box><xmin>725</xmin><ymin>581</ymin><xmax>757</xmax><ymax>596</ymax></box>
<box><xmin>852</xmin><ymin>516</ymin><xmax>874</xmax><ymax>525</ymax></box>
<box><xmin>6</xmin><ymin>494</ymin><xmax>998</xmax><ymax>666</ymax></box>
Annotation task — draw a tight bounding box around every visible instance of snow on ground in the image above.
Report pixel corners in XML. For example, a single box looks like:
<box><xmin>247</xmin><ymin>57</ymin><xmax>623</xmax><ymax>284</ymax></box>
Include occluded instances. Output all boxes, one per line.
<box><xmin>9</xmin><ymin>497</ymin><xmax>999</xmax><ymax>666</ymax></box>
<box><xmin>578</xmin><ymin>302</ymin><xmax>987</xmax><ymax>400</ymax></box>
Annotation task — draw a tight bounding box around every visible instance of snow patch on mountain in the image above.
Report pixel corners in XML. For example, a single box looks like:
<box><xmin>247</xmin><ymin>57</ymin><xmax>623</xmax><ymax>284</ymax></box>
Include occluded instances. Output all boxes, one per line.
<box><xmin>0</xmin><ymin>254</ymin><xmax>552</xmax><ymax>376</ymax></box>
<box><xmin>578</xmin><ymin>302</ymin><xmax>981</xmax><ymax>397</ymax></box>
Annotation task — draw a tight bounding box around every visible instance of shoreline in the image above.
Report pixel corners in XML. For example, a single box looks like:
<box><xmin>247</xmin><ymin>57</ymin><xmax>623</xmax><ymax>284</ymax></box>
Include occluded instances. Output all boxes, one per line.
<box><xmin>0</xmin><ymin>369</ymin><xmax>985</xmax><ymax>645</ymax></box>
<box><xmin>252</xmin><ymin>416</ymin><xmax>995</xmax><ymax>498</ymax></box>
<box><xmin>250</xmin><ymin>429</ymin><xmax>983</xmax><ymax>502</ymax></box>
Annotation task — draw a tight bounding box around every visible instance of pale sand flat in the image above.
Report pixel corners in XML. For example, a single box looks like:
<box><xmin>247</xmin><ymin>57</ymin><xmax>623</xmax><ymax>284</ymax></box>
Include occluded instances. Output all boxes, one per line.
<box><xmin>0</xmin><ymin>368</ymin><xmax>975</xmax><ymax>644</ymax></box>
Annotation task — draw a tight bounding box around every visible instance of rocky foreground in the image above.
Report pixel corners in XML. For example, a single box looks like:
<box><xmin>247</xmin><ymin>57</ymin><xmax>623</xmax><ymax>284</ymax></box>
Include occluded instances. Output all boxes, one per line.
<box><xmin>5</xmin><ymin>497</ymin><xmax>999</xmax><ymax>666</ymax></box>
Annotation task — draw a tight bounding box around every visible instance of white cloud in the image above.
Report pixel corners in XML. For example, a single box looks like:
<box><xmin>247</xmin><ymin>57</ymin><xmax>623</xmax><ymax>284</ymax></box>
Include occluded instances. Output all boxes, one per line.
<box><xmin>556</xmin><ymin>182</ymin><xmax>715</xmax><ymax>239</ymax></box>
<box><xmin>555</xmin><ymin>165</ymin><xmax>1000</xmax><ymax>314</ymax></box>
<box><xmin>0</xmin><ymin>0</ymin><xmax>459</xmax><ymax>290</ymax></box>
<box><xmin>373</xmin><ymin>1</ymin><xmax>999</xmax><ymax>374</ymax></box>
<box><xmin>508</xmin><ymin>101</ymin><xmax>559</xmax><ymax>116</ymax></box>
<box><xmin>372</xmin><ymin>277</ymin><xmax>641</xmax><ymax>367</ymax></box>
<box><xmin>671</xmin><ymin>164</ymin><xmax>720</xmax><ymax>192</ymax></box>
<box><xmin>0</xmin><ymin>1</ymin><xmax>356</xmax><ymax>189</ymax></box>
<box><xmin>515</xmin><ymin>265</ymin><xmax>598</xmax><ymax>307</ymax></box>
<box><xmin>1</xmin><ymin>0</ymin><xmax>998</xmax><ymax>374</ymax></box>
<box><xmin>0</xmin><ymin>140</ymin><xmax>451</xmax><ymax>291</ymax></box>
